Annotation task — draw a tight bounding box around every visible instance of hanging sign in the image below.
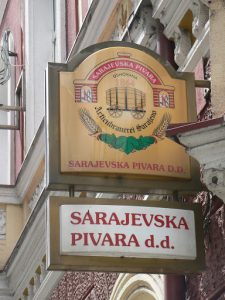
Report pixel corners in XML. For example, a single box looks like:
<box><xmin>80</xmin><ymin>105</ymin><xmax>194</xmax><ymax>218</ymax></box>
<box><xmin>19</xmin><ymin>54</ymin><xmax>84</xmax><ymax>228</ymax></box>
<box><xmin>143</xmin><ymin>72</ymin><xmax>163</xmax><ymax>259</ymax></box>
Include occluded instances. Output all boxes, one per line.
<box><xmin>46</xmin><ymin>42</ymin><xmax>200</xmax><ymax>192</ymax></box>
<box><xmin>47</xmin><ymin>196</ymin><xmax>205</xmax><ymax>273</ymax></box>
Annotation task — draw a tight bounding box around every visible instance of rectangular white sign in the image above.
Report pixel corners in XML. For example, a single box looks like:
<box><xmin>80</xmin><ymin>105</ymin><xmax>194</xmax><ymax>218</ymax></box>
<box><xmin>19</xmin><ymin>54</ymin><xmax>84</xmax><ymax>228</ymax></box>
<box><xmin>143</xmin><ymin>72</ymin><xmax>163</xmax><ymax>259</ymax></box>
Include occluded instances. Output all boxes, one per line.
<box><xmin>60</xmin><ymin>204</ymin><xmax>197</xmax><ymax>260</ymax></box>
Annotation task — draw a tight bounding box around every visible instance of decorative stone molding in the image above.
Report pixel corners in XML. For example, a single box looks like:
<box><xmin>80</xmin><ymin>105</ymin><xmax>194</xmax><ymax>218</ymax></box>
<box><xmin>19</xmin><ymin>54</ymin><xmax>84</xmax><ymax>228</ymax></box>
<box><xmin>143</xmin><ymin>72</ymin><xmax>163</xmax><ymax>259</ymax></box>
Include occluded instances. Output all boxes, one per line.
<box><xmin>174</xmin><ymin>27</ymin><xmax>192</xmax><ymax>66</ymax></box>
<box><xmin>15</xmin><ymin>255</ymin><xmax>64</xmax><ymax>300</ymax></box>
<box><xmin>111</xmin><ymin>2</ymin><xmax>158</xmax><ymax>51</ymax></box>
<box><xmin>16</xmin><ymin>257</ymin><xmax>48</xmax><ymax>300</ymax></box>
<box><xmin>202</xmin><ymin>168</ymin><xmax>225</xmax><ymax>201</ymax></box>
<box><xmin>0</xmin><ymin>209</ymin><xmax>6</xmax><ymax>240</ymax></box>
<box><xmin>111</xmin><ymin>0</ymin><xmax>133</xmax><ymax>41</ymax></box>
<box><xmin>151</xmin><ymin>0</ymin><xmax>173</xmax><ymax>29</ymax></box>
<box><xmin>199</xmin><ymin>0</ymin><xmax>210</xmax><ymax>7</ymax></box>
<box><xmin>175</xmin><ymin>119</ymin><xmax>225</xmax><ymax>203</ymax></box>
<box><xmin>133</xmin><ymin>6</ymin><xmax>157</xmax><ymax>51</ymax></box>
<box><xmin>28</xmin><ymin>176</ymin><xmax>45</xmax><ymax>210</ymax></box>
<box><xmin>125</xmin><ymin>6</ymin><xmax>158</xmax><ymax>51</ymax></box>
<box><xmin>150</xmin><ymin>0</ymin><xmax>210</xmax><ymax>71</ymax></box>
<box><xmin>32</xmin><ymin>272</ymin><xmax>40</xmax><ymax>294</ymax></box>
<box><xmin>191</xmin><ymin>0</ymin><xmax>209</xmax><ymax>38</ymax></box>
<box><xmin>178</xmin><ymin>20</ymin><xmax>209</xmax><ymax>72</ymax></box>
<box><xmin>110</xmin><ymin>273</ymin><xmax>164</xmax><ymax>300</ymax></box>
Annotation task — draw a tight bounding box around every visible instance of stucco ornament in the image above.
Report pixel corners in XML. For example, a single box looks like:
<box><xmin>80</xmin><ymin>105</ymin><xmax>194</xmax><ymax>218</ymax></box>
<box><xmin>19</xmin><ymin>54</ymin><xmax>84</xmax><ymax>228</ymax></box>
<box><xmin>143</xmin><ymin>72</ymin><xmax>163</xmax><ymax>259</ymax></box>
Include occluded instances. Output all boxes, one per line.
<box><xmin>0</xmin><ymin>209</ymin><xmax>6</xmax><ymax>239</ymax></box>
<box><xmin>199</xmin><ymin>0</ymin><xmax>210</xmax><ymax>7</ymax></box>
<box><xmin>192</xmin><ymin>0</ymin><xmax>209</xmax><ymax>38</ymax></box>
<box><xmin>202</xmin><ymin>168</ymin><xmax>225</xmax><ymax>203</ymax></box>
<box><xmin>174</xmin><ymin>28</ymin><xmax>192</xmax><ymax>66</ymax></box>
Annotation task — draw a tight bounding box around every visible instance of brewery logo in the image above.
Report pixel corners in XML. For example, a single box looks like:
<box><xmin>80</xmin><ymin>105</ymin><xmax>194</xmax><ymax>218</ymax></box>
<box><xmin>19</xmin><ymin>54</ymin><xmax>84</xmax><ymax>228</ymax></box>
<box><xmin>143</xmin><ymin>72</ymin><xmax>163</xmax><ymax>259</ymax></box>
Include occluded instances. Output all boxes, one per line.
<box><xmin>73</xmin><ymin>52</ymin><xmax>174</xmax><ymax>154</ymax></box>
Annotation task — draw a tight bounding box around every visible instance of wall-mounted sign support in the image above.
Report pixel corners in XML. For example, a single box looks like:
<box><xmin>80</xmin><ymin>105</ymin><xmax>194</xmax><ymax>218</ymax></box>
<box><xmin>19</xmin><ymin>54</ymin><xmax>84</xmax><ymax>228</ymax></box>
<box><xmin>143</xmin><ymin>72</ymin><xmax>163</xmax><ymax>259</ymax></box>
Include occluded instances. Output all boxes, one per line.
<box><xmin>45</xmin><ymin>41</ymin><xmax>201</xmax><ymax>193</ymax></box>
<box><xmin>47</xmin><ymin>196</ymin><xmax>205</xmax><ymax>273</ymax></box>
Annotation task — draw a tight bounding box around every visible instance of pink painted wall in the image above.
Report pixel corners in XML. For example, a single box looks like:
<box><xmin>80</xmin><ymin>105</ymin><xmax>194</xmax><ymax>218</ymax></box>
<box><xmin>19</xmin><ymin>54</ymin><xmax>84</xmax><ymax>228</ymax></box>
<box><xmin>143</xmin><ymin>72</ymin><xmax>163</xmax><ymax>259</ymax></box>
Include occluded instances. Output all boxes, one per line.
<box><xmin>81</xmin><ymin>0</ymin><xmax>89</xmax><ymax>22</ymax></box>
<box><xmin>65</xmin><ymin>0</ymin><xmax>89</xmax><ymax>57</ymax></box>
<box><xmin>0</xmin><ymin>0</ymin><xmax>24</xmax><ymax>182</ymax></box>
<box><xmin>66</xmin><ymin>0</ymin><xmax>79</xmax><ymax>56</ymax></box>
<box><xmin>194</xmin><ymin>59</ymin><xmax>206</xmax><ymax>115</ymax></box>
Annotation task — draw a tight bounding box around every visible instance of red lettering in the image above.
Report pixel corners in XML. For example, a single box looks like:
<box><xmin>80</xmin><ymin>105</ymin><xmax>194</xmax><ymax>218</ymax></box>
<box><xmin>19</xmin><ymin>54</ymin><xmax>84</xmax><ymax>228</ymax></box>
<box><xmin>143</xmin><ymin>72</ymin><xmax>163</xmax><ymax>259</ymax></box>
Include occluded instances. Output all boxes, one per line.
<box><xmin>95</xmin><ymin>212</ymin><xmax>107</xmax><ymax>225</ymax></box>
<box><xmin>142</xmin><ymin>214</ymin><xmax>154</xmax><ymax>226</ymax></box>
<box><xmin>70</xmin><ymin>212</ymin><xmax>81</xmax><ymax>225</ymax></box>
<box><xmin>68</xmin><ymin>160</ymin><xmax>74</xmax><ymax>167</ymax></box>
<box><xmin>81</xmin><ymin>161</ymin><xmax>88</xmax><ymax>167</ymax></box>
<box><xmin>84</xmin><ymin>233</ymin><xmax>88</xmax><ymax>245</ymax></box>
<box><xmin>153</xmin><ymin>164</ymin><xmax>159</xmax><ymax>171</ymax></box>
<box><xmin>165</xmin><ymin>215</ymin><xmax>178</xmax><ymax>228</ymax></box>
<box><xmin>131</xmin><ymin>213</ymin><xmax>142</xmax><ymax>226</ymax></box>
<box><xmin>120</xmin><ymin>213</ymin><xmax>129</xmax><ymax>225</ymax></box>
<box><xmin>145</xmin><ymin>235</ymin><xmax>155</xmax><ymax>248</ymax></box>
<box><xmin>178</xmin><ymin>217</ymin><xmax>189</xmax><ymax>230</ymax></box>
<box><xmin>71</xmin><ymin>233</ymin><xmax>82</xmax><ymax>245</ymax></box>
<box><xmin>127</xmin><ymin>234</ymin><xmax>140</xmax><ymax>247</ymax></box>
<box><xmin>115</xmin><ymin>234</ymin><xmax>127</xmax><ymax>246</ymax></box>
<box><xmin>89</xmin><ymin>232</ymin><xmax>102</xmax><ymax>245</ymax></box>
<box><xmin>82</xmin><ymin>211</ymin><xmax>94</xmax><ymax>224</ymax></box>
<box><xmin>108</xmin><ymin>212</ymin><xmax>120</xmax><ymax>225</ymax></box>
<box><xmin>101</xmin><ymin>233</ymin><xmax>113</xmax><ymax>246</ymax></box>
<box><xmin>154</xmin><ymin>215</ymin><xmax>165</xmax><ymax>227</ymax></box>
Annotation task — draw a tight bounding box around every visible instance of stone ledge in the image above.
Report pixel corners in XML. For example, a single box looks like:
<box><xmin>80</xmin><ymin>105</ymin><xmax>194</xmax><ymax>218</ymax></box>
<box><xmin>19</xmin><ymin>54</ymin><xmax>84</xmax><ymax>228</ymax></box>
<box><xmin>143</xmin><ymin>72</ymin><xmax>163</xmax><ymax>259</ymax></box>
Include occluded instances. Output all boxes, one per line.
<box><xmin>172</xmin><ymin>118</ymin><xmax>225</xmax><ymax>203</ymax></box>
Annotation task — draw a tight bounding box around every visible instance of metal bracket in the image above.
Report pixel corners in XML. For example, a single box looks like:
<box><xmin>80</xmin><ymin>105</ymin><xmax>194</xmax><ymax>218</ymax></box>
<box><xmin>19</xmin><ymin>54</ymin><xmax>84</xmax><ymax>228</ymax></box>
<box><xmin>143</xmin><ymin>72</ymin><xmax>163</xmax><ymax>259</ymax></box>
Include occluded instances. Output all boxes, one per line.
<box><xmin>0</xmin><ymin>104</ymin><xmax>25</xmax><ymax>111</ymax></box>
<box><xmin>0</xmin><ymin>104</ymin><xmax>25</xmax><ymax>130</ymax></box>
<box><xmin>195</xmin><ymin>80</ymin><xmax>211</xmax><ymax>89</ymax></box>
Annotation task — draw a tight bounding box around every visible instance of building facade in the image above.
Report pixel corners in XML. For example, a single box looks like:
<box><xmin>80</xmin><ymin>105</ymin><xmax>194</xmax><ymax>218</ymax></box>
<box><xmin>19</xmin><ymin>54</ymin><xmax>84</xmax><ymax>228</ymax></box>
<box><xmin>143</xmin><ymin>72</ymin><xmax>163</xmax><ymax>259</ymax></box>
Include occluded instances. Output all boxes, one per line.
<box><xmin>0</xmin><ymin>0</ymin><xmax>224</xmax><ymax>299</ymax></box>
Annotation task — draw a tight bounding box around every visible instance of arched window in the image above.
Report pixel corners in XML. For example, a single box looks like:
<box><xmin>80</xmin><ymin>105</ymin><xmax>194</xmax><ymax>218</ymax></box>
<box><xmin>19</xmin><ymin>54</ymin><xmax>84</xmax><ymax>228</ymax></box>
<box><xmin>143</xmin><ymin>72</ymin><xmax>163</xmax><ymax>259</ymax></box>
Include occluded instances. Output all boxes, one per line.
<box><xmin>110</xmin><ymin>274</ymin><xmax>164</xmax><ymax>300</ymax></box>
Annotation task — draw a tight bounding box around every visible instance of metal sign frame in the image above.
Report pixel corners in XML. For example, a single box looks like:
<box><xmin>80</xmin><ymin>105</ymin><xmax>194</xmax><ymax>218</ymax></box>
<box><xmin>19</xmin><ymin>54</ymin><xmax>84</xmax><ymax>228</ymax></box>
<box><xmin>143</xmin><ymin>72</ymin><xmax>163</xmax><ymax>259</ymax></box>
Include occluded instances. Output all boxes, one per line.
<box><xmin>47</xmin><ymin>196</ymin><xmax>205</xmax><ymax>273</ymax></box>
<box><xmin>45</xmin><ymin>41</ymin><xmax>201</xmax><ymax>193</ymax></box>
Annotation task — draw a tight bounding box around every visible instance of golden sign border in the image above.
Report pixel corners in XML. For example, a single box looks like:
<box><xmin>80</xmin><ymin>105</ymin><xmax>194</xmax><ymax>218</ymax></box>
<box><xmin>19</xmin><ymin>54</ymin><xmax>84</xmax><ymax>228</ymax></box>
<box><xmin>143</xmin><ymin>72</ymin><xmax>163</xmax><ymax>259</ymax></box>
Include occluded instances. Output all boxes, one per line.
<box><xmin>47</xmin><ymin>196</ymin><xmax>205</xmax><ymax>273</ymax></box>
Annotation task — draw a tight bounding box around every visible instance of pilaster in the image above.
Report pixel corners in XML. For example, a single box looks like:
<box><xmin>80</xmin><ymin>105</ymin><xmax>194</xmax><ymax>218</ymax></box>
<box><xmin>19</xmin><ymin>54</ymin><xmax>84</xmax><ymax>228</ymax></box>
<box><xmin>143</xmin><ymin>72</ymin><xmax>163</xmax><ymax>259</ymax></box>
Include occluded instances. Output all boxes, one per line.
<box><xmin>209</xmin><ymin>0</ymin><xmax>225</xmax><ymax>117</ymax></box>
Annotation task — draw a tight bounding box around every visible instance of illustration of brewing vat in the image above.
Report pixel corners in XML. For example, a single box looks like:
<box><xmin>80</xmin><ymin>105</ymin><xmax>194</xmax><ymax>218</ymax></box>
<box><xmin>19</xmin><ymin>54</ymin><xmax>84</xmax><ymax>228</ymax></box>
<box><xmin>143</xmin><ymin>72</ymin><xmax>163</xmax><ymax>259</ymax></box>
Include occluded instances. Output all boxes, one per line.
<box><xmin>106</xmin><ymin>87</ymin><xmax>146</xmax><ymax>119</ymax></box>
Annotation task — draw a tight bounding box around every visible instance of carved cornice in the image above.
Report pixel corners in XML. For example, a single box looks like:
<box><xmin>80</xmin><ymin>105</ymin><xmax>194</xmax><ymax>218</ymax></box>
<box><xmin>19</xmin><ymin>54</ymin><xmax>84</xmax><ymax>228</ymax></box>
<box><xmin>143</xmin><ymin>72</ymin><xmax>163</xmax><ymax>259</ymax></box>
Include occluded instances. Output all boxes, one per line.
<box><xmin>150</xmin><ymin>0</ymin><xmax>209</xmax><ymax>68</ymax></box>
<box><xmin>176</xmin><ymin>119</ymin><xmax>225</xmax><ymax>203</ymax></box>
<box><xmin>124</xmin><ymin>6</ymin><xmax>158</xmax><ymax>51</ymax></box>
<box><xmin>178</xmin><ymin>20</ymin><xmax>209</xmax><ymax>72</ymax></box>
<box><xmin>174</xmin><ymin>27</ymin><xmax>192</xmax><ymax>66</ymax></box>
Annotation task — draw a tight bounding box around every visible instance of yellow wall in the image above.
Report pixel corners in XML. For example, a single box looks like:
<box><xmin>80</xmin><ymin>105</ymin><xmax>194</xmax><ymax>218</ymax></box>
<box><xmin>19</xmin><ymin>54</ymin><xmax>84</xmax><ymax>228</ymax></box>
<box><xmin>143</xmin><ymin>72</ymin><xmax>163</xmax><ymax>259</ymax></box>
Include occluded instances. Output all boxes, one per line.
<box><xmin>0</xmin><ymin>204</ymin><xmax>23</xmax><ymax>270</ymax></box>
<box><xmin>0</xmin><ymin>159</ymin><xmax>44</xmax><ymax>270</ymax></box>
